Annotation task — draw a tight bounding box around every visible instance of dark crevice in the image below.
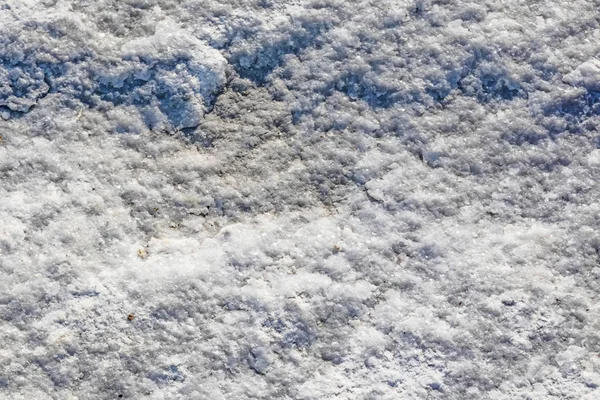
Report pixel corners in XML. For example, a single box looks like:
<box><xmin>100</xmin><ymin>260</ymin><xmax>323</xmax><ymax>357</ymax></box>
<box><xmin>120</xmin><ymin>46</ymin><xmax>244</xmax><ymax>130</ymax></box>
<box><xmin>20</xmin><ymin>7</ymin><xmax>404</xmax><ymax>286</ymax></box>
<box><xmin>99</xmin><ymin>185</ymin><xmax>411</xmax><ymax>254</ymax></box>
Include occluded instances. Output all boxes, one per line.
<box><xmin>541</xmin><ymin>89</ymin><xmax>600</xmax><ymax>133</ymax></box>
<box><xmin>229</xmin><ymin>19</ymin><xmax>333</xmax><ymax>85</ymax></box>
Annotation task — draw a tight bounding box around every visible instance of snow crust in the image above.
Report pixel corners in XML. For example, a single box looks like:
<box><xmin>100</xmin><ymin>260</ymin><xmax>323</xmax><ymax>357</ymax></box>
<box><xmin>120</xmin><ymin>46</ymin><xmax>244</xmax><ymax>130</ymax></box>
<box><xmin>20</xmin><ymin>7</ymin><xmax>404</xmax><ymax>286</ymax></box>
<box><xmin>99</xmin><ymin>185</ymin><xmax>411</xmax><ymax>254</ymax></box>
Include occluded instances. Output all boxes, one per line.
<box><xmin>2</xmin><ymin>0</ymin><xmax>600</xmax><ymax>398</ymax></box>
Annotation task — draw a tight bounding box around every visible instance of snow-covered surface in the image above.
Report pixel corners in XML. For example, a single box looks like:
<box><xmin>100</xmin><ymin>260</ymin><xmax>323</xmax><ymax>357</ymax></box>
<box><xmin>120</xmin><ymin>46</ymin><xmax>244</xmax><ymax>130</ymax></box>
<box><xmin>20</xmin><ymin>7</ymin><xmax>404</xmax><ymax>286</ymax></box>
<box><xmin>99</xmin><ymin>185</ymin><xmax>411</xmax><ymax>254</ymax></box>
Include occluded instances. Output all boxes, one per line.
<box><xmin>2</xmin><ymin>0</ymin><xmax>600</xmax><ymax>398</ymax></box>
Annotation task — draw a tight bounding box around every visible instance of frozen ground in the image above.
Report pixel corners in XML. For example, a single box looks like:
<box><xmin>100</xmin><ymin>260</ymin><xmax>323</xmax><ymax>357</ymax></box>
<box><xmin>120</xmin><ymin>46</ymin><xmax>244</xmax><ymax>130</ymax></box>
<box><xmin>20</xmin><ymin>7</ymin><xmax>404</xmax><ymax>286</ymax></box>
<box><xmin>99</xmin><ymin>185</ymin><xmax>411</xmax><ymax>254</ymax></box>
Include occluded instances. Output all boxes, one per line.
<box><xmin>2</xmin><ymin>0</ymin><xmax>600</xmax><ymax>398</ymax></box>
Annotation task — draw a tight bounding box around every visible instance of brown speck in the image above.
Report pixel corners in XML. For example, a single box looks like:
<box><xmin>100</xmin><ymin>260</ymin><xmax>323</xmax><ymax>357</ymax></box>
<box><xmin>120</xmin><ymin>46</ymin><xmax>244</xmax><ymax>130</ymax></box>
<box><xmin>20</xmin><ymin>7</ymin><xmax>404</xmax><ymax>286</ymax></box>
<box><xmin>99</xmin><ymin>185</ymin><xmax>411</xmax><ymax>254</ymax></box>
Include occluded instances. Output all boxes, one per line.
<box><xmin>127</xmin><ymin>313</ymin><xmax>135</xmax><ymax>321</ymax></box>
<box><xmin>137</xmin><ymin>248</ymin><xmax>148</xmax><ymax>259</ymax></box>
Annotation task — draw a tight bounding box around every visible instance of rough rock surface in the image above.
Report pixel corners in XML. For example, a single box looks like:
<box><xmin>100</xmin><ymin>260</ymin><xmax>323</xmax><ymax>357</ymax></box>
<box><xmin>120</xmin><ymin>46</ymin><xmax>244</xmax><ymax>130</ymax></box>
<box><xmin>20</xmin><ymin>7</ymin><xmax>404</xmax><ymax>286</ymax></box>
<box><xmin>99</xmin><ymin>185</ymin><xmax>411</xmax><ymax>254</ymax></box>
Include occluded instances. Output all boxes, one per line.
<box><xmin>2</xmin><ymin>0</ymin><xmax>600</xmax><ymax>399</ymax></box>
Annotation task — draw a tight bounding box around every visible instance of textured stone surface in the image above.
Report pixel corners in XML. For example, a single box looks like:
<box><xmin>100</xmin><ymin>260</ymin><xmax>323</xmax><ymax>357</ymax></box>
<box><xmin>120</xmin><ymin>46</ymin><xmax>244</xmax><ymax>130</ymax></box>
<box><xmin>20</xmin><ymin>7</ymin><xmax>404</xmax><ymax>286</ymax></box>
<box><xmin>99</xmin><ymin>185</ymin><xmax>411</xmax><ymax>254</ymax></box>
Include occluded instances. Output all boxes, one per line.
<box><xmin>2</xmin><ymin>0</ymin><xmax>600</xmax><ymax>399</ymax></box>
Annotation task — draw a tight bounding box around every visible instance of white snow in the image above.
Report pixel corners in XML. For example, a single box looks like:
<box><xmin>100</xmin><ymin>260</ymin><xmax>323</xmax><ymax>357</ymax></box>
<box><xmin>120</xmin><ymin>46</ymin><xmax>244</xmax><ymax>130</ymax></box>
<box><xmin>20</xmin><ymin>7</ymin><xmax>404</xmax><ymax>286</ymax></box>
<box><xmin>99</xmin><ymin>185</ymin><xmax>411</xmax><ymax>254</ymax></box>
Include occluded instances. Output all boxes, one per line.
<box><xmin>2</xmin><ymin>0</ymin><xmax>600</xmax><ymax>399</ymax></box>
